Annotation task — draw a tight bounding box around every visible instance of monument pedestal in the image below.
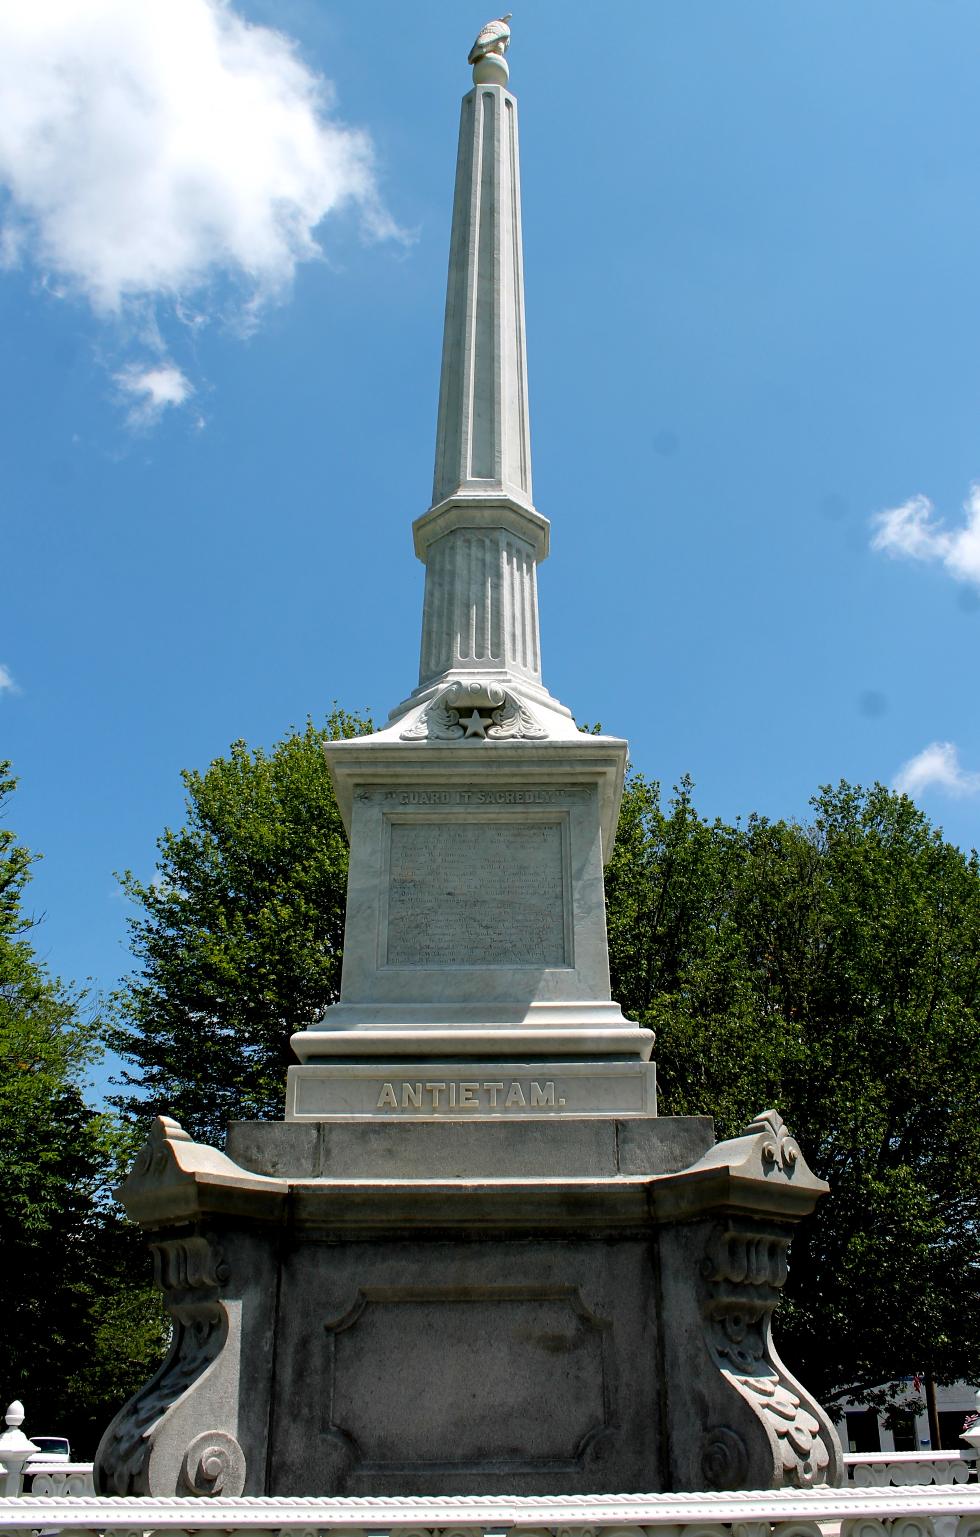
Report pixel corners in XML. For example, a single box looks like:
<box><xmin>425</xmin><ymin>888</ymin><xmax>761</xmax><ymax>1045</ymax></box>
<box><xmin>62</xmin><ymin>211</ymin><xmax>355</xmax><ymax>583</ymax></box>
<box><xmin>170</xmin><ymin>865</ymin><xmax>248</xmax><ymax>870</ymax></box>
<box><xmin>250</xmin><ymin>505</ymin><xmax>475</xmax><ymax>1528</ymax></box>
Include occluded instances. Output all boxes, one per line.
<box><xmin>288</xmin><ymin>735</ymin><xmax>655</xmax><ymax>1080</ymax></box>
<box><xmin>95</xmin><ymin>1110</ymin><xmax>842</xmax><ymax>1497</ymax></box>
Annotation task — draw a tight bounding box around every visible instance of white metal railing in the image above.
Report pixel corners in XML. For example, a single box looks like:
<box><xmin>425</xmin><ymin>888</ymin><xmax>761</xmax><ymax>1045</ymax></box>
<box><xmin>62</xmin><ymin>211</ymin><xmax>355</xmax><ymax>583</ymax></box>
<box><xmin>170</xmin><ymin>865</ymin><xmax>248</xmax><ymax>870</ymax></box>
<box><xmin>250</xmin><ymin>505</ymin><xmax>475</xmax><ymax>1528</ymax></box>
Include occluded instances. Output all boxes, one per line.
<box><xmin>22</xmin><ymin>1461</ymin><xmax>95</xmax><ymax>1496</ymax></box>
<box><xmin>1</xmin><ymin>1485</ymin><xmax>980</xmax><ymax>1535</ymax></box>
<box><xmin>0</xmin><ymin>1401</ymin><xmax>96</xmax><ymax>1498</ymax></box>
<box><xmin>10</xmin><ymin>1458</ymin><xmax>979</xmax><ymax>1498</ymax></box>
<box><xmin>845</xmin><ymin>1449</ymin><xmax>977</xmax><ymax>1485</ymax></box>
<box><xmin>5</xmin><ymin>1397</ymin><xmax>980</xmax><ymax>1523</ymax></box>
<box><xmin>24</xmin><ymin>1456</ymin><xmax>980</xmax><ymax>1496</ymax></box>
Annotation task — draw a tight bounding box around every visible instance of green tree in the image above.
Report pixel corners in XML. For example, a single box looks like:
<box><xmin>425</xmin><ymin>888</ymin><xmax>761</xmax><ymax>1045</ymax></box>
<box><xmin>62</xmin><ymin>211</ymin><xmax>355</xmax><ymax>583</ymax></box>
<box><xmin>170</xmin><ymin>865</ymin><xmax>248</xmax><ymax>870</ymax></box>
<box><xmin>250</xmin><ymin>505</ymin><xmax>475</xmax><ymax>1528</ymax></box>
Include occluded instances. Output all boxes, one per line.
<box><xmin>113</xmin><ymin>721</ymin><xmax>980</xmax><ymax>1413</ymax></box>
<box><xmin>607</xmin><ymin>774</ymin><xmax>980</xmax><ymax>1411</ymax></box>
<box><xmin>111</xmin><ymin>711</ymin><xmax>371</xmax><ymax>1144</ymax></box>
<box><xmin>0</xmin><ymin>763</ymin><xmax>165</xmax><ymax>1454</ymax></box>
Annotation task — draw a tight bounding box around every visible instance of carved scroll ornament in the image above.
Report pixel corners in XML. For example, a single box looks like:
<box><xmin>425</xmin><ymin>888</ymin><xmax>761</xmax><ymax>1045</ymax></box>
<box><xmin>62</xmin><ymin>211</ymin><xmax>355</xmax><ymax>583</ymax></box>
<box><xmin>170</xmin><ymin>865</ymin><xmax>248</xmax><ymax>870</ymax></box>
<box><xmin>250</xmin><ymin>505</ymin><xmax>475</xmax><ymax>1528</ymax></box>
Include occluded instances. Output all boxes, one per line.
<box><xmin>178</xmin><ymin>1430</ymin><xmax>246</xmax><ymax>1497</ymax></box>
<box><xmin>744</xmin><ymin>1109</ymin><xmax>803</xmax><ymax>1177</ymax></box>
<box><xmin>701</xmin><ymin>1216</ymin><xmax>831</xmax><ymax>1488</ymax></box>
<box><xmin>699</xmin><ymin>1113</ymin><xmax>841</xmax><ymax>1490</ymax></box>
<box><xmin>94</xmin><ymin>1233</ymin><xmax>231</xmax><ymax>1496</ymax></box>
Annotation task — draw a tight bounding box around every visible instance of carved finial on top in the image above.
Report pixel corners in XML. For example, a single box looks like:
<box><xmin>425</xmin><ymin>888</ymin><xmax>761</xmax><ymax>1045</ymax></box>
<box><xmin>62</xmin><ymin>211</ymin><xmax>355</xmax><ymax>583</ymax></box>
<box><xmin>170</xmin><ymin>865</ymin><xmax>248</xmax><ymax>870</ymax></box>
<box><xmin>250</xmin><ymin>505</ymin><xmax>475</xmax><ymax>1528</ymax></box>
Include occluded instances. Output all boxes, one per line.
<box><xmin>469</xmin><ymin>14</ymin><xmax>512</xmax><ymax>85</ymax></box>
<box><xmin>0</xmin><ymin>1400</ymin><xmax>40</xmax><ymax>1491</ymax></box>
<box><xmin>743</xmin><ymin>1108</ymin><xmax>802</xmax><ymax>1175</ymax></box>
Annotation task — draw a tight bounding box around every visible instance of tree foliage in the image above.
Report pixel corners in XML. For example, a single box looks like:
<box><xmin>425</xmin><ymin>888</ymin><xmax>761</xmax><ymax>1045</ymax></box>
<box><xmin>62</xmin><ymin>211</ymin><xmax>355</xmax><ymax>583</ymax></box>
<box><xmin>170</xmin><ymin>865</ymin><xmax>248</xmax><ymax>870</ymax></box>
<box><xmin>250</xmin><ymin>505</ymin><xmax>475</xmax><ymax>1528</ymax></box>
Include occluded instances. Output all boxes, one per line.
<box><xmin>606</xmin><ymin>774</ymin><xmax>980</xmax><ymax>1405</ymax></box>
<box><xmin>110</xmin><ymin>711</ymin><xmax>371</xmax><ymax>1143</ymax></box>
<box><xmin>0</xmin><ymin>763</ymin><xmax>165</xmax><ymax>1454</ymax></box>
<box><xmin>111</xmin><ymin>728</ymin><xmax>980</xmax><ymax>1408</ymax></box>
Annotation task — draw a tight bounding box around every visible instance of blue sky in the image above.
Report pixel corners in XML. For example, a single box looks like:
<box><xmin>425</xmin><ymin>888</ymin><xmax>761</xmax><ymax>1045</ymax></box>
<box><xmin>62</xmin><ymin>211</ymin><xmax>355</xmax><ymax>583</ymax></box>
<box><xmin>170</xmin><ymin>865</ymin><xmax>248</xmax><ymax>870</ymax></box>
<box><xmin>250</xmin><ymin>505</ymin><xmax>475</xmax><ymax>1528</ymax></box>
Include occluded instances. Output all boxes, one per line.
<box><xmin>3</xmin><ymin>0</ymin><xmax>980</xmax><ymax>1071</ymax></box>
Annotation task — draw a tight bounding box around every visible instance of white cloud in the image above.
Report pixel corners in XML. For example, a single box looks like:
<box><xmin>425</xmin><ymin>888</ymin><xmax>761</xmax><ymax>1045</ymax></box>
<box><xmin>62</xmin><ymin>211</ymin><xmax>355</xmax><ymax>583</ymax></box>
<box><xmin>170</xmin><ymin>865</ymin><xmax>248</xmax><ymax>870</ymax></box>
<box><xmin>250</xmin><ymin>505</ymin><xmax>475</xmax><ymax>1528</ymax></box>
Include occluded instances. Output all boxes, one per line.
<box><xmin>0</xmin><ymin>222</ymin><xmax>22</xmax><ymax>269</ymax></box>
<box><xmin>114</xmin><ymin>361</ymin><xmax>193</xmax><ymax>426</ymax></box>
<box><xmin>0</xmin><ymin>665</ymin><xmax>19</xmax><ymax>698</ymax></box>
<box><xmin>893</xmin><ymin>741</ymin><xmax>980</xmax><ymax>798</ymax></box>
<box><xmin>0</xmin><ymin>0</ymin><xmax>397</xmax><ymax>317</ymax></box>
<box><xmin>871</xmin><ymin>485</ymin><xmax>980</xmax><ymax>587</ymax></box>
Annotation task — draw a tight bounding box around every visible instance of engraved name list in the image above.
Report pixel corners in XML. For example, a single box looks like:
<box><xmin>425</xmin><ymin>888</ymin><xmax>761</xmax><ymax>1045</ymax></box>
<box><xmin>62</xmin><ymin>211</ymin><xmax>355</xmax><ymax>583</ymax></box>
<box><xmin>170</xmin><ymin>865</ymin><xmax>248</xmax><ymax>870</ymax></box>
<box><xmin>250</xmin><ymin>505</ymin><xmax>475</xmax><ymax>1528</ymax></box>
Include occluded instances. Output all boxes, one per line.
<box><xmin>385</xmin><ymin>817</ymin><xmax>568</xmax><ymax>968</ymax></box>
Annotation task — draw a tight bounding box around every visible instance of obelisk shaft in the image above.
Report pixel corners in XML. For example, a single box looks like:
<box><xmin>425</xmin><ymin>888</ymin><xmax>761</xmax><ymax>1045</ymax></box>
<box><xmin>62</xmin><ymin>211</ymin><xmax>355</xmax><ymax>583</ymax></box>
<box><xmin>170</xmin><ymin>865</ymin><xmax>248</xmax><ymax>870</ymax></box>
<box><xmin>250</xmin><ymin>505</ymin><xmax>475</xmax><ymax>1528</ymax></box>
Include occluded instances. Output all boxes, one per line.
<box><xmin>433</xmin><ymin>83</ymin><xmax>532</xmax><ymax>508</ymax></box>
<box><xmin>413</xmin><ymin>80</ymin><xmax>550</xmax><ymax>699</ymax></box>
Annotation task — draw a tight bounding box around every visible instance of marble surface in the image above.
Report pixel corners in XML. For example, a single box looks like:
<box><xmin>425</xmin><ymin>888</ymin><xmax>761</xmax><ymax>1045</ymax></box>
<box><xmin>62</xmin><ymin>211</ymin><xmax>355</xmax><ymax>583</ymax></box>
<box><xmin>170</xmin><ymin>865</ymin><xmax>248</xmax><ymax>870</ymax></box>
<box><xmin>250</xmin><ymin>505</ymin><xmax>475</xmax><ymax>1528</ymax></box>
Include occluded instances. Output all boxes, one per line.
<box><xmin>97</xmin><ymin>1111</ymin><xmax>841</xmax><ymax>1496</ymax></box>
<box><xmin>12</xmin><ymin>1488</ymin><xmax>978</xmax><ymax>1528</ymax></box>
<box><xmin>431</xmin><ymin>84</ymin><xmax>531</xmax><ymax>517</ymax></box>
<box><xmin>396</xmin><ymin>80</ymin><xmax>566</xmax><ymax>724</ymax></box>
<box><xmin>292</xmin><ymin>746</ymin><xmax>655</xmax><ymax>1067</ymax></box>
<box><xmin>228</xmin><ymin>1113</ymin><xmax>711</xmax><ymax>1180</ymax></box>
<box><xmin>285</xmin><ymin>1061</ymin><xmax>658</xmax><ymax>1121</ymax></box>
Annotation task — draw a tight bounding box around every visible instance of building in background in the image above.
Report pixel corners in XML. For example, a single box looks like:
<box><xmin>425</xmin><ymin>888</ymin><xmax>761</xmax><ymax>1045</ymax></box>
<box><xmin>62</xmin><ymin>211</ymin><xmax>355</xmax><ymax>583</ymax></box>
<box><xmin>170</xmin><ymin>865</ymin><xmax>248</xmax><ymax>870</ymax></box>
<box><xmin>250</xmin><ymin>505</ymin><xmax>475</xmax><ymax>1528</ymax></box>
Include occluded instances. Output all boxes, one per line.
<box><xmin>835</xmin><ymin>1382</ymin><xmax>979</xmax><ymax>1453</ymax></box>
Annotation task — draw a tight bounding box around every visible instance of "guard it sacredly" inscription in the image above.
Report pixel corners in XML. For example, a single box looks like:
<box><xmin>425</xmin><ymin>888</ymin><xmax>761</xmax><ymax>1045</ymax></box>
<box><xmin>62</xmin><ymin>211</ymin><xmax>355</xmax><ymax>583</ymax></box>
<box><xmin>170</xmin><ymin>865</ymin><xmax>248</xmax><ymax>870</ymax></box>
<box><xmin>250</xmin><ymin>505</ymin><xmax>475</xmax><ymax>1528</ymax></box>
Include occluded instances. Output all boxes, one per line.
<box><xmin>385</xmin><ymin>818</ymin><xmax>567</xmax><ymax>968</ymax></box>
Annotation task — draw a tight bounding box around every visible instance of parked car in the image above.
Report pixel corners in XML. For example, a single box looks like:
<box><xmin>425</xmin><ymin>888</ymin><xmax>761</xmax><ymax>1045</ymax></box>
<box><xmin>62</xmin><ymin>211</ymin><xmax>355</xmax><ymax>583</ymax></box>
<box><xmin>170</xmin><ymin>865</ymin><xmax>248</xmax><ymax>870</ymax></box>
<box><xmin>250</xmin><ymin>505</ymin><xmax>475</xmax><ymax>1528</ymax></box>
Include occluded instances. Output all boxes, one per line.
<box><xmin>27</xmin><ymin>1437</ymin><xmax>70</xmax><ymax>1460</ymax></box>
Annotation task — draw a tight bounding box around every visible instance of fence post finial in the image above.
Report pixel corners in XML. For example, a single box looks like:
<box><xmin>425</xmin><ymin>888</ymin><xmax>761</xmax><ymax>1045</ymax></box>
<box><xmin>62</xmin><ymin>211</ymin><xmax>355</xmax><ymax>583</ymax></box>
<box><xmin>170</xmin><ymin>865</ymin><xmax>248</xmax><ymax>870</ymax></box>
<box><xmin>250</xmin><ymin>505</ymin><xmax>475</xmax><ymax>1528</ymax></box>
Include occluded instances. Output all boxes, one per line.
<box><xmin>0</xmin><ymin>1400</ymin><xmax>40</xmax><ymax>1497</ymax></box>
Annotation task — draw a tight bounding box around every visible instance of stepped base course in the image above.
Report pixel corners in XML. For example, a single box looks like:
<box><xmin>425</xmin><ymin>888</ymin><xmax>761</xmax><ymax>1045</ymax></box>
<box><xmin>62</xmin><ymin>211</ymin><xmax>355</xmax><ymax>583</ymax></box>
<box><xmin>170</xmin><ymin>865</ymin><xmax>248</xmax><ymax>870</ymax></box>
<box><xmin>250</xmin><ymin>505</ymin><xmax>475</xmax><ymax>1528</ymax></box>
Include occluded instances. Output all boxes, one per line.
<box><xmin>94</xmin><ymin>1109</ymin><xmax>842</xmax><ymax>1497</ymax></box>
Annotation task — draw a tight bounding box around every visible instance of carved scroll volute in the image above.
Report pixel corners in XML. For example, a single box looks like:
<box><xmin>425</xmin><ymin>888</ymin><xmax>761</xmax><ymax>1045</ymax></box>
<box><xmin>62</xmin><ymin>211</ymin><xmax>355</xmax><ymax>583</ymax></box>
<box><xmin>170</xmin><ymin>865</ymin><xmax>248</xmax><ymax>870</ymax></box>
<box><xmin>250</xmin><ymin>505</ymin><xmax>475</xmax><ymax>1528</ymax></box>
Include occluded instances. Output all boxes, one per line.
<box><xmin>178</xmin><ymin>1430</ymin><xmax>246</xmax><ymax>1496</ymax></box>
<box><xmin>742</xmin><ymin>1109</ymin><xmax>803</xmax><ymax>1176</ymax></box>
<box><xmin>700</xmin><ymin>1205</ymin><xmax>843</xmax><ymax>1488</ymax></box>
<box><xmin>93</xmin><ymin>1230</ymin><xmax>242</xmax><ymax>1496</ymax></box>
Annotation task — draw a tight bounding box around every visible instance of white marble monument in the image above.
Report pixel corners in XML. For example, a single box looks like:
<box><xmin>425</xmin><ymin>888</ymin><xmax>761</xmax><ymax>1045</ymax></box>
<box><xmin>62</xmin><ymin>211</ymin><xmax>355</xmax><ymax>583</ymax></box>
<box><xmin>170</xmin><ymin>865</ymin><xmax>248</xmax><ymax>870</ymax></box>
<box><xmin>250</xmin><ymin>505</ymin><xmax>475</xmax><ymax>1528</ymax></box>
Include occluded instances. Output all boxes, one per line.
<box><xmin>287</xmin><ymin>41</ymin><xmax>654</xmax><ymax>1119</ymax></box>
<box><xmin>96</xmin><ymin>24</ymin><xmax>842</xmax><ymax>1500</ymax></box>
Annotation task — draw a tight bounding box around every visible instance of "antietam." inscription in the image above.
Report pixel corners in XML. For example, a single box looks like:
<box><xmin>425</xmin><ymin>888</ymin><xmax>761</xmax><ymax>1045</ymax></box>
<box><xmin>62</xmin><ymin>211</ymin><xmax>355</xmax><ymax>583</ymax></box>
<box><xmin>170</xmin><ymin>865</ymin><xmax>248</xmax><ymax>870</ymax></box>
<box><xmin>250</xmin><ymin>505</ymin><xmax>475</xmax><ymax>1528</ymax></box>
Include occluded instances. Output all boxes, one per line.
<box><xmin>385</xmin><ymin>818</ymin><xmax>566</xmax><ymax>968</ymax></box>
<box><xmin>376</xmin><ymin>1079</ymin><xmax>565</xmax><ymax>1111</ymax></box>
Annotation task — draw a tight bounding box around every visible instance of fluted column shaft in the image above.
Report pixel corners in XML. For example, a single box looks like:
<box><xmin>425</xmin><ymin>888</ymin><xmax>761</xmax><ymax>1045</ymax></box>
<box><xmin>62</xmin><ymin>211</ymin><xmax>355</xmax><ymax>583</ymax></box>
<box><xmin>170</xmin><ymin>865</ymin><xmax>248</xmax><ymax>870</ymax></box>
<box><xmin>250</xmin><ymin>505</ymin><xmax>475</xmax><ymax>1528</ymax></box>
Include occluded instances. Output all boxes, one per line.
<box><xmin>418</xmin><ymin>526</ymin><xmax>540</xmax><ymax>684</ymax></box>
<box><xmin>415</xmin><ymin>80</ymin><xmax>548</xmax><ymax>695</ymax></box>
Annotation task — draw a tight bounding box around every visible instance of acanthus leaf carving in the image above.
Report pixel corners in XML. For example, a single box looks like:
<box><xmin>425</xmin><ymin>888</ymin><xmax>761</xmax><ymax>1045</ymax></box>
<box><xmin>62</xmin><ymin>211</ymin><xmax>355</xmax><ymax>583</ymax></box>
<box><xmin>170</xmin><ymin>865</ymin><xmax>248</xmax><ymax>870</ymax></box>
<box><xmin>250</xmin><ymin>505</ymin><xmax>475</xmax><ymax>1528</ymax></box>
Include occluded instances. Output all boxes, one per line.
<box><xmin>400</xmin><ymin>695</ymin><xmax>460</xmax><ymax>739</ymax></box>
<box><xmin>399</xmin><ymin>679</ymin><xmax>547</xmax><ymax>741</ymax></box>
<box><xmin>486</xmin><ymin>691</ymin><xmax>548</xmax><ymax>739</ymax></box>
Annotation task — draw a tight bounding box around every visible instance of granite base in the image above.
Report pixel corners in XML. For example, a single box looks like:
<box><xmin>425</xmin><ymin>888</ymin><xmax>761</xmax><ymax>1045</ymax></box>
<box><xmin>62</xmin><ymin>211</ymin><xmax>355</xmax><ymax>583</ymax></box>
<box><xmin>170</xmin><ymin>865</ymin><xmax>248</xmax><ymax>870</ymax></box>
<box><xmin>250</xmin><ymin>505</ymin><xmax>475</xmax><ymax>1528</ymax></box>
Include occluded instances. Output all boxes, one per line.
<box><xmin>94</xmin><ymin>1111</ymin><xmax>843</xmax><ymax>1498</ymax></box>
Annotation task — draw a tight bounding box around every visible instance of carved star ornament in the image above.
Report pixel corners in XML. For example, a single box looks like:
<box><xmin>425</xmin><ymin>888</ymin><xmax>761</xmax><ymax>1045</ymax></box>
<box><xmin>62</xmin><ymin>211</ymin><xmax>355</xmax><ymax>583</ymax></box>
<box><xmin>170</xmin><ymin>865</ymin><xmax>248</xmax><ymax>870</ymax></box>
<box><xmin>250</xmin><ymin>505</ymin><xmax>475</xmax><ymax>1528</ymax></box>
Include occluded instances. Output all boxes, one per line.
<box><xmin>468</xmin><ymin>14</ymin><xmax>513</xmax><ymax>65</ymax></box>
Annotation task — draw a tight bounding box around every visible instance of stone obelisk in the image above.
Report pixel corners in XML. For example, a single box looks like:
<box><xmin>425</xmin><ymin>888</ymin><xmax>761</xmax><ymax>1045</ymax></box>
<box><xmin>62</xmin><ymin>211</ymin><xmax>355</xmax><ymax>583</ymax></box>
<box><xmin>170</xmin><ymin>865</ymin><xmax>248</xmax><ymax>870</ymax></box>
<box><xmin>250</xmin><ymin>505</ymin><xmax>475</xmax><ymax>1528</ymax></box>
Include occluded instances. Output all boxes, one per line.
<box><xmin>285</xmin><ymin>21</ymin><xmax>655</xmax><ymax>1119</ymax></box>
<box><xmin>95</xmin><ymin>22</ymin><xmax>843</xmax><ymax>1499</ymax></box>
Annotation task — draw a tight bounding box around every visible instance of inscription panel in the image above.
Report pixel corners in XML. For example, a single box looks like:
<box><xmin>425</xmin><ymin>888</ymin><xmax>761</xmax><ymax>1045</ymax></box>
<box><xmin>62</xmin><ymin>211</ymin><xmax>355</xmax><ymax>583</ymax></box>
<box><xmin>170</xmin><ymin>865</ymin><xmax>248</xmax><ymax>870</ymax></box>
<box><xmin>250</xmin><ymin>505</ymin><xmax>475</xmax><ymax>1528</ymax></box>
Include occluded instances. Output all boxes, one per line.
<box><xmin>286</xmin><ymin>1062</ymin><xmax>658</xmax><ymax>1120</ymax></box>
<box><xmin>324</xmin><ymin>1286</ymin><xmax>609</xmax><ymax>1472</ymax></box>
<box><xmin>384</xmin><ymin>816</ymin><xmax>567</xmax><ymax>968</ymax></box>
<box><xmin>379</xmin><ymin>787</ymin><xmax>590</xmax><ymax>806</ymax></box>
